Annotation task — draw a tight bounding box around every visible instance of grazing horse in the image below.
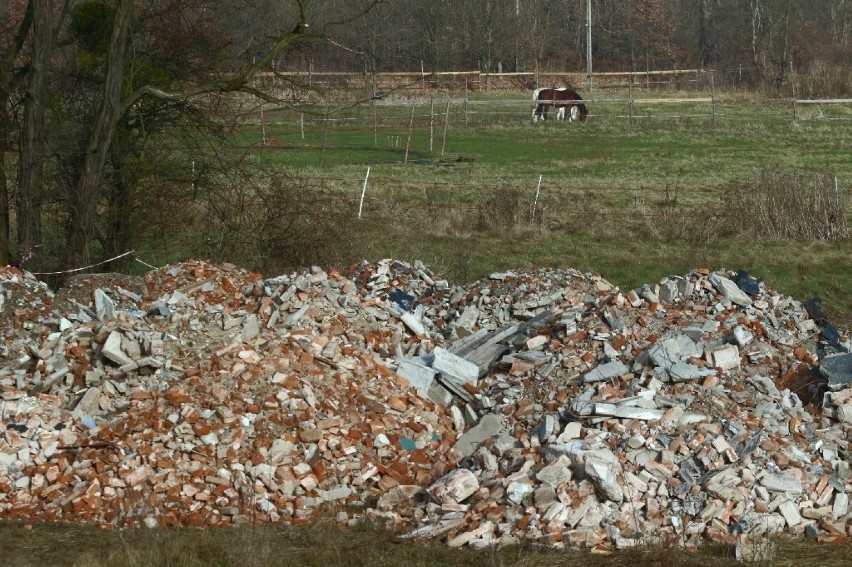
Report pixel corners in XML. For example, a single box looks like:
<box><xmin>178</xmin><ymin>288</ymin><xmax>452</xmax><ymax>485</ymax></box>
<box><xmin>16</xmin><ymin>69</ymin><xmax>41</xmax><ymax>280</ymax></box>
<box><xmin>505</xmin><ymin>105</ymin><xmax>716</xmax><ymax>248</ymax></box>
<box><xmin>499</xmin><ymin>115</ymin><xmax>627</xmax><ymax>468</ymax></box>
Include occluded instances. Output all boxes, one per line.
<box><xmin>532</xmin><ymin>87</ymin><xmax>588</xmax><ymax>123</ymax></box>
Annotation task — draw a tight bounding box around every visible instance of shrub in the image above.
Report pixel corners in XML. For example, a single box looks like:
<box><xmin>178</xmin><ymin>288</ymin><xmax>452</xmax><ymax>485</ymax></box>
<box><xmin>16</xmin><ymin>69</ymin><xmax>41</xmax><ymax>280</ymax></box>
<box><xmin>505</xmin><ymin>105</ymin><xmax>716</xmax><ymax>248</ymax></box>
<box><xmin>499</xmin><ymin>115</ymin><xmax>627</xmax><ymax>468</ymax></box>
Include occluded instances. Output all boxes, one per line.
<box><xmin>721</xmin><ymin>167</ymin><xmax>848</xmax><ymax>240</ymax></box>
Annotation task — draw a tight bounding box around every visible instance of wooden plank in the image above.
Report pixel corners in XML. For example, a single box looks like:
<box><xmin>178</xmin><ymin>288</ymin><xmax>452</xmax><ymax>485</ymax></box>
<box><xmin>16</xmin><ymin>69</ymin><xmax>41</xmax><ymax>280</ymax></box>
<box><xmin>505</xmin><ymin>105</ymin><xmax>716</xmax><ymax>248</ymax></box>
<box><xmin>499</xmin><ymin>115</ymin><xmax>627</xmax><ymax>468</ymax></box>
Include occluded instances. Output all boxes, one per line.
<box><xmin>795</xmin><ymin>99</ymin><xmax>852</xmax><ymax>104</ymax></box>
<box><xmin>632</xmin><ymin>98</ymin><xmax>712</xmax><ymax>104</ymax></box>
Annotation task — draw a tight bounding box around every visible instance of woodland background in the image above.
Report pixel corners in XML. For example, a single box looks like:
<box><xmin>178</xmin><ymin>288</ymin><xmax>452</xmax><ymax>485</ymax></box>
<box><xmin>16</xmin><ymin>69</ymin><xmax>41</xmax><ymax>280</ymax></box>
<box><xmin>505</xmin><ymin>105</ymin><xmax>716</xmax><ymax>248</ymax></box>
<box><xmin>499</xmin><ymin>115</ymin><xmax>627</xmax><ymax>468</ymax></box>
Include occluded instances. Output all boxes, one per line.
<box><xmin>1</xmin><ymin>0</ymin><xmax>851</xmax><ymax>274</ymax></box>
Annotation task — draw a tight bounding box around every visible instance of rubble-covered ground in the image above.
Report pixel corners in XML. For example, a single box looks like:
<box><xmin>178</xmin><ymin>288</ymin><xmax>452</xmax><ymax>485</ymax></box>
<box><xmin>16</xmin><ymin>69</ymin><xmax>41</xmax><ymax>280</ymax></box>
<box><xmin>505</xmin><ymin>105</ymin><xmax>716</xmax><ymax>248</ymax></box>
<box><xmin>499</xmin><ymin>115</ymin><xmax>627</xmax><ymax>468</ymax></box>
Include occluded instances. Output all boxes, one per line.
<box><xmin>0</xmin><ymin>259</ymin><xmax>850</xmax><ymax>556</ymax></box>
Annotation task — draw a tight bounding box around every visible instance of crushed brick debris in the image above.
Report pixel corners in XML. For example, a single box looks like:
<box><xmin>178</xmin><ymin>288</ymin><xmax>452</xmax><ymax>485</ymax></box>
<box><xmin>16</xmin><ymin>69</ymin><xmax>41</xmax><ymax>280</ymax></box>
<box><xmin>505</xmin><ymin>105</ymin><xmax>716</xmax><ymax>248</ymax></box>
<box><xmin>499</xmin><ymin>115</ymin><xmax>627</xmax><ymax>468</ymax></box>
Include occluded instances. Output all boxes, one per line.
<box><xmin>0</xmin><ymin>260</ymin><xmax>850</xmax><ymax>552</ymax></box>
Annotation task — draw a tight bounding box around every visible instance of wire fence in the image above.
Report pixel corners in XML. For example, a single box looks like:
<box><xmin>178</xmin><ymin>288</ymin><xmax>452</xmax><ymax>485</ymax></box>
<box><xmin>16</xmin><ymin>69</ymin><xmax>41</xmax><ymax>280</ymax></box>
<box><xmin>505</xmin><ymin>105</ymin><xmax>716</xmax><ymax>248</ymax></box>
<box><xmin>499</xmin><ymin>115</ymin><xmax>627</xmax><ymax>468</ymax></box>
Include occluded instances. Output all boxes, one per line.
<box><xmin>239</xmin><ymin>95</ymin><xmax>852</xmax><ymax>138</ymax></box>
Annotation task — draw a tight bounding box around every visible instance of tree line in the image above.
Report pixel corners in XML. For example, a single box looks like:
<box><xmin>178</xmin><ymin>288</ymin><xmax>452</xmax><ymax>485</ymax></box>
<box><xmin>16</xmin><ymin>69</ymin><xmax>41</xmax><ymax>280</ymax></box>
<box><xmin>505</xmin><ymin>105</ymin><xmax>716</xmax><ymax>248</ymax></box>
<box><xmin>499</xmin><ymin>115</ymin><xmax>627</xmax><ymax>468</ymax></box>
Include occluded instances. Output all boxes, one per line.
<box><xmin>1</xmin><ymin>0</ymin><xmax>850</xmax><ymax>272</ymax></box>
<box><xmin>288</xmin><ymin>1</ymin><xmax>851</xmax><ymax>88</ymax></box>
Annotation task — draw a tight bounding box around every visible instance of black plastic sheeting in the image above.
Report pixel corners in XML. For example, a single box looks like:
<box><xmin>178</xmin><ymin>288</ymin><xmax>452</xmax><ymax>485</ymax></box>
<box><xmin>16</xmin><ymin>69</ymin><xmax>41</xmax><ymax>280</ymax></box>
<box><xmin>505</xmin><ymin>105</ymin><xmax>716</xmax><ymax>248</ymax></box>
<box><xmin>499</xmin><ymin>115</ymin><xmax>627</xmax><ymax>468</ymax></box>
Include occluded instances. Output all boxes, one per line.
<box><xmin>733</xmin><ymin>269</ymin><xmax>761</xmax><ymax>296</ymax></box>
<box><xmin>803</xmin><ymin>297</ymin><xmax>846</xmax><ymax>352</ymax></box>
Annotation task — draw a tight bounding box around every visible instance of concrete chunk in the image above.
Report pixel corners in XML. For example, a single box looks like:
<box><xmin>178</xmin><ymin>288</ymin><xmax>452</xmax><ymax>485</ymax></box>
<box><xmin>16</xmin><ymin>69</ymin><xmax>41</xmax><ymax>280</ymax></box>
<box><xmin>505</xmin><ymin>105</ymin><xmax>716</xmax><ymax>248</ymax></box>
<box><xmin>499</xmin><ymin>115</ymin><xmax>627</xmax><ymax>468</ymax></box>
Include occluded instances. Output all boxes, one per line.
<box><xmin>102</xmin><ymin>331</ymin><xmax>134</xmax><ymax>366</ymax></box>
<box><xmin>454</xmin><ymin>414</ymin><xmax>503</xmax><ymax>457</ymax></box>
<box><xmin>778</xmin><ymin>501</ymin><xmax>802</xmax><ymax>527</ymax></box>
<box><xmin>708</xmin><ymin>344</ymin><xmax>740</xmax><ymax>371</ymax></box>
<box><xmin>760</xmin><ymin>473</ymin><xmax>803</xmax><ymax>494</ymax></box>
<box><xmin>428</xmin><ymin>469</ymin><xmax>480</xmax><ymax>504</ymax></box>
<box><xmin>397</xmin><ymin>359</ymin><xmax>437</xmax><ymax>390</ymax></box>
<box><xmin>432</xmin><ymin>347</ymin><xmax>479</xmax><ymax>386</ymax></box>
<box><xmin>584</xmin><ymin>361</ymin><xmax>629</xmax><ymax>383</ymax></box>
<box><xmin>585</xmin><ymin>456</ymin><xmax>624</xmax><ymax>503</ymax></box>
<box><xmin>536</xmin><ymin>455</ymin><xmax>573</xmax><ymax>487</ymax></box>
<box><xmin>401</xmin><ymin>311</ymin><xmax>428</xmax><ymax>336</ymax></box>
<box><xmin>709</xmin><ymin>273</ymin><xmax>753</xmax><ymax>306</ymax></box>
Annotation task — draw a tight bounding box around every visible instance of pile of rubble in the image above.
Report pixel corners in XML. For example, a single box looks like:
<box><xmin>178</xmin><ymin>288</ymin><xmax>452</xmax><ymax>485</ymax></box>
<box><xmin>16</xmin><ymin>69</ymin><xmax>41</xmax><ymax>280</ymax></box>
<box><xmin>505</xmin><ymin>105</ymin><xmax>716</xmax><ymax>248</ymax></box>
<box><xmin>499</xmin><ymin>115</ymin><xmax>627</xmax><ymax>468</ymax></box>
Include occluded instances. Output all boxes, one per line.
<box><xmin>0</xmin><ymin>259</ymin><xmax>849</xmax><ymax>553</ymax></box>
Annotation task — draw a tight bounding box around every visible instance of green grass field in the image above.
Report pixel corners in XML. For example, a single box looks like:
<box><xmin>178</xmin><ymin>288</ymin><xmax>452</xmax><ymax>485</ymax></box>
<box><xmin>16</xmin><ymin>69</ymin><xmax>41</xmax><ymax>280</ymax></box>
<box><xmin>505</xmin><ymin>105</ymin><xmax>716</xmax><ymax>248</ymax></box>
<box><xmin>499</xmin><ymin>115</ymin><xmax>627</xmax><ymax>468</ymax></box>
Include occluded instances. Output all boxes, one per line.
<box><xmin>224</xmin><ymin>93</ymin><xmax>852</xmax><ymax>325</ymax></box>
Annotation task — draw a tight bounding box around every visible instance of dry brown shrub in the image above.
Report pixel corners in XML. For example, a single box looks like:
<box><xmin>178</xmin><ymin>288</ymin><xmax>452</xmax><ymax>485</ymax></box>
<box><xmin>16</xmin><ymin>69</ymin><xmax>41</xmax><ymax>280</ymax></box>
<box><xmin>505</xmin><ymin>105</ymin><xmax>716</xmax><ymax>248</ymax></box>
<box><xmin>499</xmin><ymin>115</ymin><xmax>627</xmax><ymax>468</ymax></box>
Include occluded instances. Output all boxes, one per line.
<box><xmin>720</xmin><ymin>168</ymin><xmax>848</xmax><ymax>240</ymax></box>
<box><xmin>477</xmin><ymin>187</ymin><xmax>522</xmax><ymax>231</ymax></box>
<box><xmin>198</xmin><ymin>168</ymin><xmax>380</xmax><ymax>274</ymax></box>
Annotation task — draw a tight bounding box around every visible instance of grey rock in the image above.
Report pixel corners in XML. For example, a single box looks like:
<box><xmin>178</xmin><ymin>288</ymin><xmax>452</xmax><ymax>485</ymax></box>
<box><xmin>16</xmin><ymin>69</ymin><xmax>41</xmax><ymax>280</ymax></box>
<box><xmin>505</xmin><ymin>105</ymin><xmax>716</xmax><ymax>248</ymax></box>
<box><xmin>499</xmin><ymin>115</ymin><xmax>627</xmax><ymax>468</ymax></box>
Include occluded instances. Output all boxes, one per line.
<box><xmin>708</xmin><ymin>344</ymin><xmax>740</xmax><ymax>371</ymax></box>
<box><xmin>778</xmin><ymin>501</ymin><xmax>802</xmax><ymax>527</ymax></box>
<box><xmin>659</xmin><ymin>280</ymin><xmax>679</xmax><ymax>303</ymax></box>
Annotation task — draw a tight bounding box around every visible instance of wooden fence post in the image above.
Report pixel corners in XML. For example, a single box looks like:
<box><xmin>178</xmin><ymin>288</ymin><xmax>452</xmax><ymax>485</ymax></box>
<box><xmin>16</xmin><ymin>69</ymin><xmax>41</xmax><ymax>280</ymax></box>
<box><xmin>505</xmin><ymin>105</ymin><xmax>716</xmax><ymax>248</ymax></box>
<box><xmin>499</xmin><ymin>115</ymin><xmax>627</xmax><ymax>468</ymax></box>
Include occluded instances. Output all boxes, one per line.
<box><xmin>429</xmin><ymin>97</ymin><xmax>435</xmax><ymax>152</ymax></box>
<box><xmin>711</xmin><ymin>72</ymin><xmax>717</xmax><ymax>127</ymax></box>
<box><xmin>441</xmin><ymin>102</ymin><xmax>450</xmax><ymax>157</ymax></box>
<box><xmin>792</xmin><ymin>82</ymin><xmax>799</xmax><ymax>123</ymax></box>
<box><xmin>404</xmin><ymin>105</ymin><xmax>415</xmax><ymax>163</ymax></box>
<box><xmin>628</xmin><ymin>82</ymin><xmax>634</xmax><ymax>127</ymax></box>
<box><xmin>320</xmin><ymin>112</ymin><xmax>329</xmax><ymax>165</ymax></box>
<box><xmin>372</xmin><ymin>101</ymin><xmax>377</xmax><ymax>147</ymax></box>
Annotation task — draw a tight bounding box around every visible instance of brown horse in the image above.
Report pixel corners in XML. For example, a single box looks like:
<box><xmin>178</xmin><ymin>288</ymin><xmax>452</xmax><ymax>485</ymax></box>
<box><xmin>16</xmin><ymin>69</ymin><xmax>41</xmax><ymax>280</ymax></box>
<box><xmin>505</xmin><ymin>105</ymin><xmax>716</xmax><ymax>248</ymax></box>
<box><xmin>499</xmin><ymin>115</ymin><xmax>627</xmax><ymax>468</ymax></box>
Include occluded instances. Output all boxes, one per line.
<box><xmin>532</xmin><ymin>87</ymin><xmax>588</xmax><ymax>123</ymax></box>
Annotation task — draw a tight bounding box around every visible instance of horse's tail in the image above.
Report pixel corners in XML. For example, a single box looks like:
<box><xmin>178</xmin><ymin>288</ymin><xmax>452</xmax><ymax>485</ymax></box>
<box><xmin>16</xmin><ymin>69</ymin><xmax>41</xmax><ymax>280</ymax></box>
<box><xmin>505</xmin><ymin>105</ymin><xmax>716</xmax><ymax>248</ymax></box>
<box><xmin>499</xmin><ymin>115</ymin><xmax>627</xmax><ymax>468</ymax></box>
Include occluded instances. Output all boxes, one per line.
<box><xmin>532</xmin><ymin>87</ymin><xmax>545</xmax><ymax>101</ymax></box>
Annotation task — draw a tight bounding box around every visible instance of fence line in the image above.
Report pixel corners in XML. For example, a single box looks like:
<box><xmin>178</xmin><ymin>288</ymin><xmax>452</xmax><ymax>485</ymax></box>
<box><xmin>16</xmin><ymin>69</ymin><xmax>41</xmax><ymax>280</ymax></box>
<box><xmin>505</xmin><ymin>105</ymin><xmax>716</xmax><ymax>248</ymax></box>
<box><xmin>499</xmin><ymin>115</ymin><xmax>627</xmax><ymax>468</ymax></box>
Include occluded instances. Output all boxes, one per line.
<box><xmin>245</xmin><ymin>96</ymin><xmax>851</xmax><ymax>128</ymax></box>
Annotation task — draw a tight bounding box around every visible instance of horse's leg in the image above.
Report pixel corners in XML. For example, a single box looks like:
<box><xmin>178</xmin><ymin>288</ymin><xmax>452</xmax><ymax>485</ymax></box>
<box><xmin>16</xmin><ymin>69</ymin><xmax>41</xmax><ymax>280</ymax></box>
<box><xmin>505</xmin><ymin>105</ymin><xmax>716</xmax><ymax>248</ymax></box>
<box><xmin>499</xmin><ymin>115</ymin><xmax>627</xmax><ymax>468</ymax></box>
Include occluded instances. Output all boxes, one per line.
<box><xmin>556</xmin><ymin>105</ymin><xmax>565</xmax><ymax>121</ymax></box>
<box><xmin>569</xmin><ymin>105</ymin><xmax>579</xmax><ymax>122</ymax></box>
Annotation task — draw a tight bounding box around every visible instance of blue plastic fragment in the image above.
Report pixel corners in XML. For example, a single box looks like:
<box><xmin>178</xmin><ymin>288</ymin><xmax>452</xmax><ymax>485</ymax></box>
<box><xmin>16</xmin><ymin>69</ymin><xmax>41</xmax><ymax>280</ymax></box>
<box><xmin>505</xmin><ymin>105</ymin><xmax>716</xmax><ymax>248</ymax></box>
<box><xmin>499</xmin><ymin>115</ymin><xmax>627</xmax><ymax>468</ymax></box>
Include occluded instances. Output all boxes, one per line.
<box><xmin>388</xmin><ymin>289</ymin><xmax>416</xmax><ymax>312</ymax></box>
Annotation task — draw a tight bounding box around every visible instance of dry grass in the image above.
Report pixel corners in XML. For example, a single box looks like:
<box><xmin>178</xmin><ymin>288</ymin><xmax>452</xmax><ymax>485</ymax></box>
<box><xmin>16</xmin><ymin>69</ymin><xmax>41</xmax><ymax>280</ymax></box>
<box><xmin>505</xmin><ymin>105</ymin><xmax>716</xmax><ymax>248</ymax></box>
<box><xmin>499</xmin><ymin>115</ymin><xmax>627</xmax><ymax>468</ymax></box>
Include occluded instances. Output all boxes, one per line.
<box><xmin>1</xmin><ymin>520</ymin><xmax>850</xmax><ymax>567</ymax></box>
<box><xmin>721</xmin><ymin>168</ymin><xmax>848</xmax><ymax>240</ymax></box>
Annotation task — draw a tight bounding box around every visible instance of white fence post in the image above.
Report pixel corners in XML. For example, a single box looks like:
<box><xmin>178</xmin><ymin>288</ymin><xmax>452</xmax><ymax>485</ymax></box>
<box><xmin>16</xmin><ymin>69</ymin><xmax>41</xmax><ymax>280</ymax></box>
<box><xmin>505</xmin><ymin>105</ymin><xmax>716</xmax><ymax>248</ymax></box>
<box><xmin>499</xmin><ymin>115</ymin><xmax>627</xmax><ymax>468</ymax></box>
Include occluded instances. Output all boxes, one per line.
<box><xmin>531</xmin><ymin>175</ymin><xmax>542</xmax><ymax>224</ymax></box>
<box><xmin>358</xmin><ymin>166</ymin><xmax>371</xmax><ymax>220</ymax></box>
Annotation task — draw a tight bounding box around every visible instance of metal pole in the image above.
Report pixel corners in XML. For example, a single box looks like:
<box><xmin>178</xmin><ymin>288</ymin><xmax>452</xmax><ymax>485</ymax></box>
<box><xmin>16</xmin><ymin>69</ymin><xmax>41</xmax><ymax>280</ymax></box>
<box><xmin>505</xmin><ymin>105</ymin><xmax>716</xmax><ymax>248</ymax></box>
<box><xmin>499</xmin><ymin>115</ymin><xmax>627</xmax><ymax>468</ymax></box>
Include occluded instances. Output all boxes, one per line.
<box><xmin>586</xmin><ymin>0</ymin><xmax>593</xmax><ymax>92</ymax></box>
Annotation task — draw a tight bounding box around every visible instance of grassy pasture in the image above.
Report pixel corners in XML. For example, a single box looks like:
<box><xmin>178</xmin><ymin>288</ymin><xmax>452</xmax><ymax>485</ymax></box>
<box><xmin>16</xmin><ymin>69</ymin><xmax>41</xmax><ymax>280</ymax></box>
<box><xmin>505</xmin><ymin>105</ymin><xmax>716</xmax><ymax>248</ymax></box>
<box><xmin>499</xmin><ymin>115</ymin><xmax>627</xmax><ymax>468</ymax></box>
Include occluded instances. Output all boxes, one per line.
<box><xmin>225</xmin><ymin>93</ymin><xmax>852</xmax><ymax>325</ymax></box>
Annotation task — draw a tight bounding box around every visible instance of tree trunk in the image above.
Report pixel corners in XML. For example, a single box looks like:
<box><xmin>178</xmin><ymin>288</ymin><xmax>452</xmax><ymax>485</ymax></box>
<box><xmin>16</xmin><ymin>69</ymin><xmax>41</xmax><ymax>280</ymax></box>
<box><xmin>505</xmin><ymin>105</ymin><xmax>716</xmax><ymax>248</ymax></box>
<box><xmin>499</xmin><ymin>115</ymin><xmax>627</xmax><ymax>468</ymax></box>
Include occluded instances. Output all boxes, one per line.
<box><xmin>16</xmin><ymin>0</ymin><xmax>51</xmax><ymax>269</ymax></box>
<box><xmin>750</xmin><ymin>0</ymin><xmax>763</xmax><ymax>77</ymax></box>
<box><xmin>67</xmin><ymin>0</ymin><xmax>132</xmax><ymax>269</ymax></box>
<box><xmin>0</xmin><ymin>0</ymin><xmax>35</xmax><ymax>266</ymax></box>
<box><xmin>698</xmin><ymin>0</ymin><xmax>713</xmax><ymax>68</ymax></box>
<box><xmin>103</xmin><ymin>154</ymin><xmax>133</xmax><ymax>272</ymax></box>
<box><xmin>0</xmin><ymin>102</ymin><xmax>10</xmax><ymax>266</ymax></box>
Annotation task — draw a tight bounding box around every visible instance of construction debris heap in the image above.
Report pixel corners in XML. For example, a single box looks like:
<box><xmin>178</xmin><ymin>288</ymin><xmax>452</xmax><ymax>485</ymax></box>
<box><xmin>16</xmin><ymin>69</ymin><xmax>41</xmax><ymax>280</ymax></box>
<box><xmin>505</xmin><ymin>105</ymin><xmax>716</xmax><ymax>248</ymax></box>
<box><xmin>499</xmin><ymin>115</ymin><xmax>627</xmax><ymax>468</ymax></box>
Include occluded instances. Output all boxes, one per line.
<box><xmin>0</xmin><ymin>260</ymin><xmax>849</xmax><ymax>553</ymax></box>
